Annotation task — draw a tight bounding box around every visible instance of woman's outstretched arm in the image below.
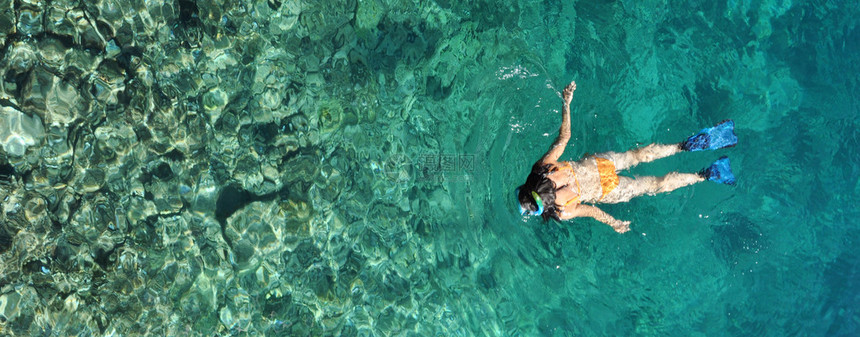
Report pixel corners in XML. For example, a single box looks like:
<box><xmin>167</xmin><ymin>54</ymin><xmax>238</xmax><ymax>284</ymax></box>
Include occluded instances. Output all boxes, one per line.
<box><xmin>559</xmin><ymin>203</ymin><xmax>631</xmax><ymax>233</ymax></box>
<box><xmin>540</xmin><ymin>81</ymin><xmax>576</xmax><ymax>164</ymax></box>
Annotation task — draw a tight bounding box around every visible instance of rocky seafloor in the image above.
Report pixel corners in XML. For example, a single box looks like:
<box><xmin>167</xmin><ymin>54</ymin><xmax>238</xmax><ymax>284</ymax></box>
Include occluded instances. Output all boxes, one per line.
<box><xmin>0</xmin><ymin>0</ymin><xmax>539</xmax><ymax>335</ymax></box>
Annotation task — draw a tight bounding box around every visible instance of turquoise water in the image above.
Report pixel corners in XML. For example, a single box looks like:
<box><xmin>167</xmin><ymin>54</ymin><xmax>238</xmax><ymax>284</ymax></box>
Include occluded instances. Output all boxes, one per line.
<box><xmin>0</xmin><ymin>0</ymin><xmax>858</xmax><ymax>336</ymax></box>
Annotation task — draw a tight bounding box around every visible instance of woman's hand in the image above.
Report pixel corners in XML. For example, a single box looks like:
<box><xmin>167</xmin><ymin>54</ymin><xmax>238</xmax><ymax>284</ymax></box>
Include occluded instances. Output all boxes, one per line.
<box><xmin>612</xmin><ymin>220</ymin><xmax>631</xmax><ymax>233</ymax></box>
<box><xmin>563</xmin><ymin>81</ymin><xmax>576</xmax><ymax>105</ymax></box>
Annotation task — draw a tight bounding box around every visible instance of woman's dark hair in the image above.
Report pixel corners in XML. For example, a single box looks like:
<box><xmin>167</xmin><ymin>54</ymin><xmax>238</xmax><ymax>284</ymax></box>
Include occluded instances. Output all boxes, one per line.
<box><xmin>517</xmin><ymin>162</ymin><xmax>559</xmax><ymax>221</ymax></box>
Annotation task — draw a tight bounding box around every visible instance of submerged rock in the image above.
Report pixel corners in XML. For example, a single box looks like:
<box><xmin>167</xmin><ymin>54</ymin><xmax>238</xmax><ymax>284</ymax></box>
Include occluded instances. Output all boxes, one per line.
<box><xmin>5</xmin><ymin>42</ymin><xmax>37</xmax><ymax>75</ymax></box>
<box><xmin>0</xmin><ymin>106</ymin><xmax>44</xmax><ymax>157</ymax></box>
<box><xmin>16</xmin><ymin>6</ymin><xmax>42</xmax><ymax>36</ymax></box>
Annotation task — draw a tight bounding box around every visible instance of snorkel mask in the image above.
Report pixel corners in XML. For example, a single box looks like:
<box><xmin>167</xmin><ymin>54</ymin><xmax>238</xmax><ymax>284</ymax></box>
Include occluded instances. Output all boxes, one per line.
<box><xmin>515</xmin><ymin>187</ymin><xmax>544</xmax><ymax>216</ymax></box>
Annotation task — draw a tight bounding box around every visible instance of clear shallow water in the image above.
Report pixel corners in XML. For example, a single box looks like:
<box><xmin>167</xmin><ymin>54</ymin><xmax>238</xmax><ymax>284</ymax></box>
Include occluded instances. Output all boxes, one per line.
<box><xmin>0</xmin><ymin>0</ymin><xmax>857</xmax><ymax>336</ymax></box>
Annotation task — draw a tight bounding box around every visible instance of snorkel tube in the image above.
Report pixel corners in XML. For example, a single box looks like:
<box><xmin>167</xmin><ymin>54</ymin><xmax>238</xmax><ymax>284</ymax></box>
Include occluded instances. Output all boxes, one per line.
<box><xmin>516</xmin><ymin>187</ymin><xmax>544</xmax><ymax>216</ymax></box>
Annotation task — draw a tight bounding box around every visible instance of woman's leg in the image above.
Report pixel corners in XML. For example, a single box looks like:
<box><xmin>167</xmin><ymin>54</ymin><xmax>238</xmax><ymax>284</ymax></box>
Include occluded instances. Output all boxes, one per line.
<box><xmin>595</xmin><ymin>143</ymin><xmax>682</xmax><ymax>171</ymax></box>
<box><xmin>600</xmin><ymin>172</ymin><xmax>703</xmax><ymax>204</ymax></box>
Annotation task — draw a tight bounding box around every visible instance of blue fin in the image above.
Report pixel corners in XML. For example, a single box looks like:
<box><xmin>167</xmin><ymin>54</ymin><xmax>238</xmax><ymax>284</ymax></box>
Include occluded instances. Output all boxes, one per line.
<box><xmin>700</xmin><ymin>156</ymin><xmax>736</xmax><ymax>185</ymax></box>
<box><xmin>682</xmin><ymin>120</ymin><xmax>738</xmax><ymax>151</ymax></box>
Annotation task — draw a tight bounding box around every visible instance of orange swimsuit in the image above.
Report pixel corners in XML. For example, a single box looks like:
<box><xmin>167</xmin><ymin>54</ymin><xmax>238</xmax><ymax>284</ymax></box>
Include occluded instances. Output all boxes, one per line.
<box><xmin>556</xmin><ymin>158</ymin><xmax>619</xmax><ymax>205</ymax></box>
<box><xmin>594</xmin><ymin>157</ymin><xmax>619</xmax><ymax>201</ymax></box>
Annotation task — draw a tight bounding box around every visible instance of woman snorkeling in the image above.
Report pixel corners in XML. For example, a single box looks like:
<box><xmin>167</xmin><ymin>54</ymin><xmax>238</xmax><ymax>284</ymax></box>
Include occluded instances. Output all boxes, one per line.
<box><xmin>516</xmin><ymin>81</ymin><xmax>737</xmax><ymax>233</ymax></box>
